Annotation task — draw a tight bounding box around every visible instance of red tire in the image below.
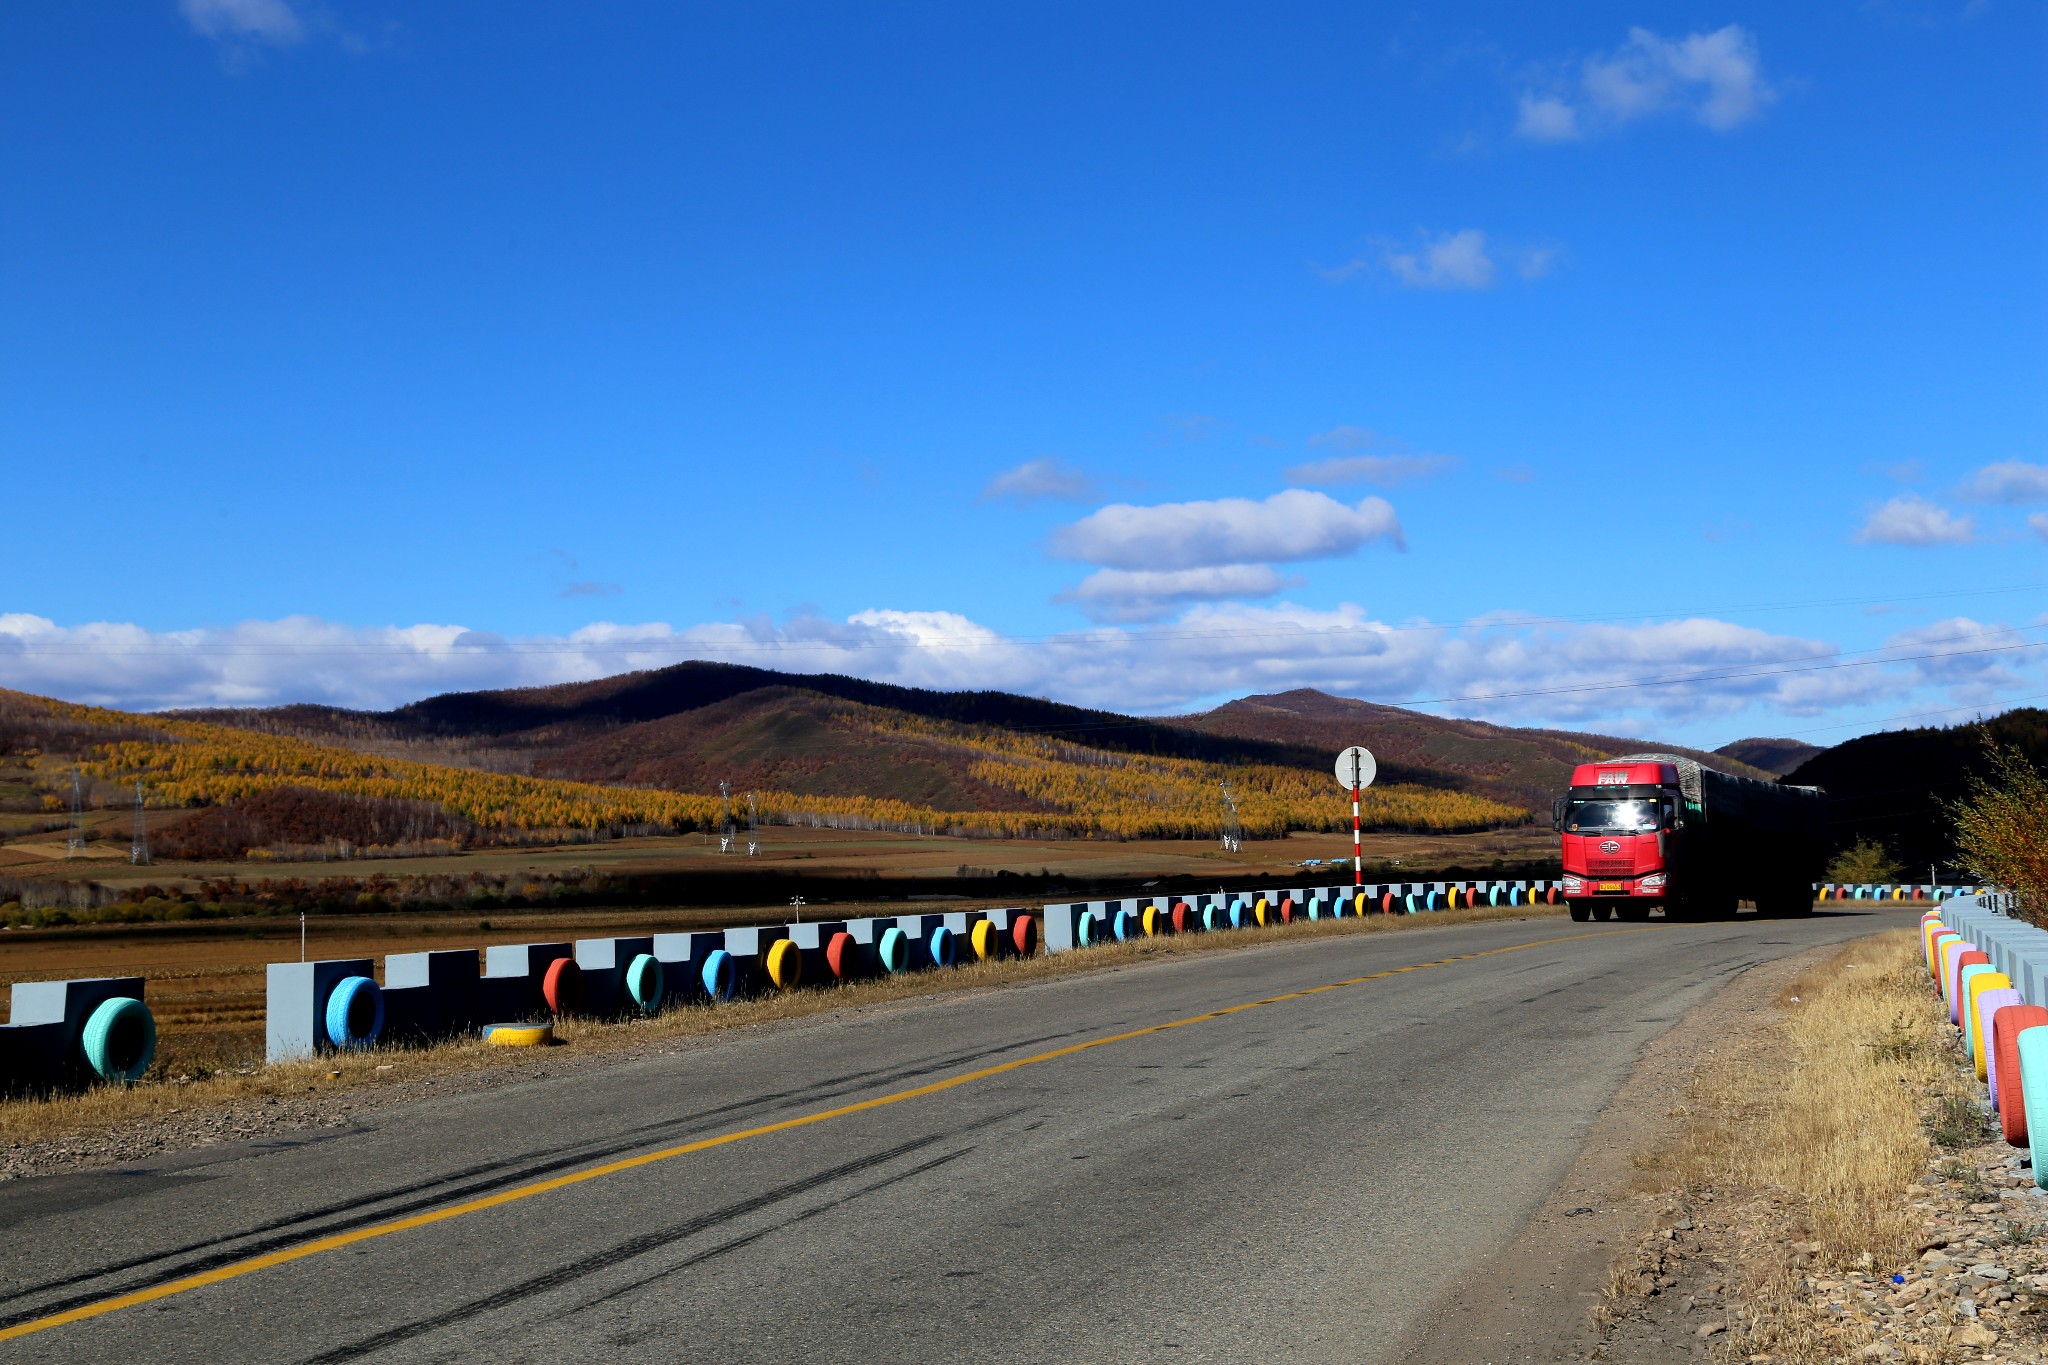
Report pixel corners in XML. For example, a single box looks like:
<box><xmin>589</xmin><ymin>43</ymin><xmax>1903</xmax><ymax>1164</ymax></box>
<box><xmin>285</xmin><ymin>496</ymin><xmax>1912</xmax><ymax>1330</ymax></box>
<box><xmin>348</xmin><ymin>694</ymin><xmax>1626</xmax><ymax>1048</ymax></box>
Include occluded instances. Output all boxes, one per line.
<box><xmin>542</xmin><ymin>957</ymin><xmax>583</xmax><ymax>1015</ymax></box>
<box><xmin>1380</xmin><ymin>891</ymin><xmax>1394</xmax><ymax>914</ymax></box>
<box><xmin>1171</xmin><ymin>901</ymin><xmax>1191</xmax><ymax>933</ymax></box>
<box><xmin>1279</xmin><ymin>897</ymin><xmax>1294</xmax><ymax>923</ymax></box>
<box><xmin>825</xmin><ymin>930</ymin><xmax>859</xmax><ymax>978</ymax></box>
<box><xmin>1996</xmin><ymin>1006</ymin><xmax>2048</xmax><ymax>1145</ymax></box>
<box><xmin>1546</xmin><ymin>886</ymin><xmax>1560</xmax><ymax>905</ymax></box>
<box><xmin>1011</xmin><ymin>915</ymin><xmax>1038</xmax><ymax>957</ymax></box>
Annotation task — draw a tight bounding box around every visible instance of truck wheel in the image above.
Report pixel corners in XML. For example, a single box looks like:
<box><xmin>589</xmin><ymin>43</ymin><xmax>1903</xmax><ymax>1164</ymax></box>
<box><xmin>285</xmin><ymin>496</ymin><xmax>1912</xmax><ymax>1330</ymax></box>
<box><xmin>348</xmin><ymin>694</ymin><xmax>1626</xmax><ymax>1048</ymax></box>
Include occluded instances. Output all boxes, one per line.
<box><xmin>1569</xmin><ymin>903</ymin><xmax>1592</xmax><ymax>923</ymax></box>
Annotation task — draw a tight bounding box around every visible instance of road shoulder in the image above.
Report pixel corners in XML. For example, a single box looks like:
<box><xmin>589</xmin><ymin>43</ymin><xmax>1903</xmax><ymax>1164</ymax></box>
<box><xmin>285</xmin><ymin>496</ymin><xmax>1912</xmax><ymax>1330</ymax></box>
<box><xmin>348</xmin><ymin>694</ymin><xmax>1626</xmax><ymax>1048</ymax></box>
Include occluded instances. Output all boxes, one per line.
<box><xmin>1393</xmin><ymin>939</ymin><xmax>1846</xmax><ymax>1365</ymax></box>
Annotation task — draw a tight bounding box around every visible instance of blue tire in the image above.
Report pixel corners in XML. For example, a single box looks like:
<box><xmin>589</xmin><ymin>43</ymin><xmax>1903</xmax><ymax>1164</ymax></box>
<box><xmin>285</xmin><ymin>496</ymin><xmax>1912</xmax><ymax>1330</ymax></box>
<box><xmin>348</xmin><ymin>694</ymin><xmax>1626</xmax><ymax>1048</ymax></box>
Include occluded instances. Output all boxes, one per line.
<box><xmin>81</xmin><ymin>996</ymin><xmax>155</xmax><ymax>1083</ymax></box>
<box><xmin>930</xmin><ymin>925</ymin><xmax>958</xmax><ymax>967</ymax></box>
<box><xmin>1229</xmin><ymin>899</ymin><xmax>1247</xmax><ymax>929</ymax></box>
<box><xmin>701</xmin><ymin>949</ymin><xmax>736</xmax><ymax>1000</ymax></box>
<box><xmin>880</xmin><ymin>926</ymin><xmax>910</xmax><ymax>971</ymax></box>
<box><xmin>625</xmin><ymin>954</ymin><xmax>664</xmax><ymax>1013</ymax></box>
<box><xmin>325</xmin><ymin>976</ymin><xmax>384</xmax><ymax>1050</ymax></box>
<box><xmin>1112</xmin><ymin>910</ymin><xmax>1134</xmax><ymax>942</ymax></box>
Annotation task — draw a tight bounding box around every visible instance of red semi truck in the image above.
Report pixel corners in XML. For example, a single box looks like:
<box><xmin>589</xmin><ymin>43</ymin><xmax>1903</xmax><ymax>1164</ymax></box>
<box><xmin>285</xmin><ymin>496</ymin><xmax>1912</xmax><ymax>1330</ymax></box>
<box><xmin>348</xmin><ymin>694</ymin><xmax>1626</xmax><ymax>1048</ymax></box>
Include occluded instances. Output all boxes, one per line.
<box><xmin>1553</xmin><ymin>753</ymin><xmax>1827</xmax><ymax>922</ymax></box>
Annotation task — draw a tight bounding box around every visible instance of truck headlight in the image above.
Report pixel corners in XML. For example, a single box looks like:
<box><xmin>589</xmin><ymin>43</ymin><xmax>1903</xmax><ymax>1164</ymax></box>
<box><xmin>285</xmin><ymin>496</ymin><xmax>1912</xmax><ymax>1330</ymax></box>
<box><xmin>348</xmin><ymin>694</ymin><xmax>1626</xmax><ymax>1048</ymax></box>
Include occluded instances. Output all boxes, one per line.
<box><xmin>1639</xmin><ymin>873</ymin><xmax>1667</xmax><ymax>890</ymax></box>
<box><xmin>1562</xmin><ymin>875</ymin><xmax>1583</xmax><ymax>893</ymax></box>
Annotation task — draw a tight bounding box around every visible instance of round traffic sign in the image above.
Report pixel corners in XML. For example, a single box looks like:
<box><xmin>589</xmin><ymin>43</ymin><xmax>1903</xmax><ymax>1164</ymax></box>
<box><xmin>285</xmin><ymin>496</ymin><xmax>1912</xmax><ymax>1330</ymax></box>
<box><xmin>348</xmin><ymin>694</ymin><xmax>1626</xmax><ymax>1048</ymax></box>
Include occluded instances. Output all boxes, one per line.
<box><xmin>1334</xmin><ymin>745</ymin><xmax>1376</xmax><ymax>792</ymax></box>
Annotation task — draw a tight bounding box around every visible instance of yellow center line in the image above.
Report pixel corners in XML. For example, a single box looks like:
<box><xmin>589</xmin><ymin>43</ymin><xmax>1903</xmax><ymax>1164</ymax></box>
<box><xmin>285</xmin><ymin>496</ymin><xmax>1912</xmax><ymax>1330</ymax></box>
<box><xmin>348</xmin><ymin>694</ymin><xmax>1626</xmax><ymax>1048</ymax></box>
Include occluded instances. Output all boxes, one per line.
<box><xmin>1</xmin><ymin>923</ymin><xmax>1660</xmax><ymax>1343</ymax></box>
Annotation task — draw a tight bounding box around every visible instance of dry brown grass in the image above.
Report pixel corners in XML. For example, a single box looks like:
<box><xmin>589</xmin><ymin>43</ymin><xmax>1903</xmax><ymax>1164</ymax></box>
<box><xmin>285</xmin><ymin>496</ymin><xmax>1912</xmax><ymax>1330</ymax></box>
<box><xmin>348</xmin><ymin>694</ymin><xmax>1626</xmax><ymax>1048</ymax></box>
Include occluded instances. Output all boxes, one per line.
<box><xmin>1624</xmin><ymin>929</ymin><xmax>1972</xmax><ymax>1362</ymax></box>
<box><xmin>0</xmin><ymin>900</ymin><xmax>1565</xmax><ymax>1154</ymax></box>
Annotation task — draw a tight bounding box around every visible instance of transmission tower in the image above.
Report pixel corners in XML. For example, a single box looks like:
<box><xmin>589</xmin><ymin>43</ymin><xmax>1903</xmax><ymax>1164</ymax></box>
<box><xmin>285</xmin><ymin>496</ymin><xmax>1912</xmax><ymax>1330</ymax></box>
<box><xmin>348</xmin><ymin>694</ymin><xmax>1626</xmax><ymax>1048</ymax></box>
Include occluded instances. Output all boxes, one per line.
<box><xmin>130</xmin><ymin>779</ymin><xmax>150</xmax><ymax>866</ymax></box>
<box><xmin>1218</xmin><ymin>779</ymin><xmax>1243</xmax><ymax>854</ymax></box>
<box><xmin>718</xmin><ymin>780</ymin><xmax>735</xmax><ymax>853</ymax></box>
<box><xmin>66</xmin><ymin>770</ymin><xmax>86</xmax><ymax>858</ymax></box>
<box><xmin>746</xmin><ymin>792</ymin><xmax>760</xmax><ymax>856</ymax></box>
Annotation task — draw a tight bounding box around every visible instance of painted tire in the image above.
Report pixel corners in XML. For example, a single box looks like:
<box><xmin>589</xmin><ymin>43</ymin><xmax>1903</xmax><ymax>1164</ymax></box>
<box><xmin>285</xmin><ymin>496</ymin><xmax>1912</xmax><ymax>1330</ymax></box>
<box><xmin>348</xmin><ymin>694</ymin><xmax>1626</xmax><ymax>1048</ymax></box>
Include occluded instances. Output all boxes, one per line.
<box><xmin>1381</xmin><ymin>892</ymin><xmax>1394</xmax><ymax>914</ymax></box>
<box><xmin>325</xmin><ymin>976</ymin><xmax>384</xmax><ymax>1050</ymax></box>
<box><xmin>1982</xmin><ymin>990</ymin><xmax>2024</xmax><ymax>1103</ymax></box>
<box><xmin>1547</xmin><ymin>886</ymin><xmax>1561</xmax><ymax>905</ymax></box>
<box><xmin>542</xmin><ymin>957</ymin><xmax>583</xmax><ymax>1015</ymax></box>
<box><xmin>1228</xmin><ymin>900</ymin><xmax>1247</xmax><ymax>930</ymax></box>
<box><xmin>1305</xmin><ymin>896</ymin><xmax>1323</xmax><ymax>921</ymax></box>
<box><xmin>1113</xmin><ymin>909</ymin><xmax>1136</xmax><ymax>942</ymax></box>
<box><xmin>826</xmin><ymin>930</ymin><xmax>860</xmax><ymax>978</ymax></box>
<box><xmin>483</xmin><ymin>1022</ymin><xmax>553</xmax><ymax>1047</ymax></box>
<box><xmin>1202</xmin><ymin>904</ymin><xmax>1223</xmax><ymax>932</ymax></box>
<box><xmin>1279</xmin><ymin>897</ymin><xmax>1295</xmax><ymax>924</ymax></box>
<box><xmin>81</xmin><ymin>996</ymin><xmax>155</xmax><ymax>1083</ymax></box>
<box><xmin>1403</xmin><ymin>893</ymin><xmax>1418</xmax><ymax>914</ymax></box>
<box><xmin>765</xmin><ymin>939</ymin><xmax>802</xmax><ymax>991</ymax></box>
<box><xmin>1996</xmin><ymin>1007</ymin><xmax>2048</xmax><ymax>1144</ymax></box>
<box><xmin>701</xmin><ymin>948</ymin><xmax>737</xmax><ymax>1000</ymax></box>
<box><xmin>1172</xmin><ymin>902</ymin><xmax>1193</xmax><ymax>933</ymax></box>
<box><xmin>625</xmin><ymin>953</ymin><xmax>665</xmax><ymax>1012</ymax></box>
<box><xmin>1011</xmin><ymin>915</ymin><xmax>1038</xmax><ymax>957</ymax></box>
<box><xmin>1253</xmin><ymin>897</ymin><xmax>1269</xmax><ymax>928</ymax></box>
<box><xmin>2022</xmin><ymin>1028</ymin><xmax>2048</xmax><ymax>1181</ymax></box>
<box><xmin>972</xmin><ymin>919</ymin><xmax>1001</xmax><ymax>958</ymax></box>
<box><xmin>1966</xmin><ymin>970</ymin><xmax>2012</xmax><ymax>1072</ymax></box>
<box><xmin>1951</xmin><ymin>951</ymin><xmax>1989</xmax><ymax>1023</ymax></box>
<box><xmin>930</xmin><ymin>926</ymin><xmax>958</xmax><ymax>967</ymax></box>
<box><xmin>879</xmin><ymin>927</ymin><xmax>911</xmax><ymax>972</ymax></box>
<box><xmin>1141</xmin><ymin>906</ymin><xmax>1162</xmax><ymax>936</ymax></box>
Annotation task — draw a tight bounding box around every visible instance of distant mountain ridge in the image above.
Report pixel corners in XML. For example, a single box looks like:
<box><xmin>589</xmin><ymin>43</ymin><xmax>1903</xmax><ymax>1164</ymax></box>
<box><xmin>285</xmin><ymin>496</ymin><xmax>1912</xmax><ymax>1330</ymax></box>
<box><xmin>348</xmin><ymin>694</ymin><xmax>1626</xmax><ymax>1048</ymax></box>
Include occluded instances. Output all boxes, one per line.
<box><xmin>1714</xmin><ymin>737</ymin><xmax>1823</xmax><ymax>777</ymax></box>
<box><xmin>178</xmin><ymin>662</ymin><xmax>1769</xmax><ymax>816</ymax></box>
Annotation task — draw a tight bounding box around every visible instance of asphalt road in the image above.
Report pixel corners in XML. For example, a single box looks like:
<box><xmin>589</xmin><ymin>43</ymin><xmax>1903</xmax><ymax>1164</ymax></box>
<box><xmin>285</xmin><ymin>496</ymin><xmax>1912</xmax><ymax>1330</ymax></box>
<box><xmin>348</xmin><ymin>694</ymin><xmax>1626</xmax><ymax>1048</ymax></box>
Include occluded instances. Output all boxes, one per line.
<box><xmin>0</xmin><ymin>905</ymin><xmax>1914</xmax><ymax>1363</ymax></box>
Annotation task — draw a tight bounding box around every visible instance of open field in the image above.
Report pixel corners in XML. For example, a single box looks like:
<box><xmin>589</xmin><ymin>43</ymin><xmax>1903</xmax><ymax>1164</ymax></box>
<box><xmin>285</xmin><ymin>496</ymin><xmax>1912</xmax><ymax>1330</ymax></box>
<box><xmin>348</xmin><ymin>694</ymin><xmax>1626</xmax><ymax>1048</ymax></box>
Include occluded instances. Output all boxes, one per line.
<box><xmin>0</xmin><ymin>822</ymin><xmax>1558</xmax><ymax>890</ymax></box>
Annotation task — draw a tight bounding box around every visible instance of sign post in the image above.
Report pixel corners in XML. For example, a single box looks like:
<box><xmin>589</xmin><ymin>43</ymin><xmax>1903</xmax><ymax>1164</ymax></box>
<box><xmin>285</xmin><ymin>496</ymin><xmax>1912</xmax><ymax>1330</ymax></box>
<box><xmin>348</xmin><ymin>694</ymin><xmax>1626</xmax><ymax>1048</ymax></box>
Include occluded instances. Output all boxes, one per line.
<box><xmin>1332</xmin><ymin>746</ymin><xmax>1377</xmax><ymax>896</ymax></box>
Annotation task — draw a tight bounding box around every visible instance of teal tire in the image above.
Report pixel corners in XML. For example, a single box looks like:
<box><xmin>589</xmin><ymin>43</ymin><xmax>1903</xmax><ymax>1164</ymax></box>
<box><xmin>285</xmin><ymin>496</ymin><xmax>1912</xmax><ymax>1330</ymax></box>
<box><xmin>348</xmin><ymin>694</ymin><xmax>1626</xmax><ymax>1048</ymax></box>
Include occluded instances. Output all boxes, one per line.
<box><xmin>81</xmin><ymin>996</ymin><xmax>155</xmax><ymax>1083</ymax></box>
<box><xmin>625</xmin><ymin>953</ymin><xmax>664</xmax><ymax>1013</ymax></box>
<box><xmin>880</xmin><ymin>926</ymin><xmax>911</xmax><ymax>971</ymax></box>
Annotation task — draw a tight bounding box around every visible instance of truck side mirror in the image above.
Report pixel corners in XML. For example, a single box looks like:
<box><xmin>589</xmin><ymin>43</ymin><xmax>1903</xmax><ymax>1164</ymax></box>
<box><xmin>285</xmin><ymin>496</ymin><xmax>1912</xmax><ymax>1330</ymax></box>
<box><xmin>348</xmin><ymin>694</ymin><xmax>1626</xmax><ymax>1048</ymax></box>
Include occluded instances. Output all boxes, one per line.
<box><xmin>1551</xmin><ymin>797</ymin><xmax>1565</xmax><ymax>832</ymax></box>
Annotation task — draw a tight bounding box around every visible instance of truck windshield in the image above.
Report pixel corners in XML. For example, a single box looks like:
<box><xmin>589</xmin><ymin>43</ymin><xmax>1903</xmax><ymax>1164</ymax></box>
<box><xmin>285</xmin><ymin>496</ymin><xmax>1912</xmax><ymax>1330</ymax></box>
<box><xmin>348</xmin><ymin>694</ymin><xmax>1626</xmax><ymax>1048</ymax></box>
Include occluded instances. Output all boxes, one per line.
<box><xmin>1565</xmin><ymin>799</ymin><xmax>1662</xmax><ymax>834</ymax></box>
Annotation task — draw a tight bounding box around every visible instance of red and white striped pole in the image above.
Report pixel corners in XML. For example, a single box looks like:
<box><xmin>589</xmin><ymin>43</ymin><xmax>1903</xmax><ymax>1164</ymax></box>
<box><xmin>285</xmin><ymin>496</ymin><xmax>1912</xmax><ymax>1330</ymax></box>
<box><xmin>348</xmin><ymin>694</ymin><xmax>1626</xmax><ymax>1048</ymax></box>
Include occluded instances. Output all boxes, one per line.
<box><xmin>1352</xmin><ymin>782</ymin><xmax>1362</xmax><ymax>889</ymax></box>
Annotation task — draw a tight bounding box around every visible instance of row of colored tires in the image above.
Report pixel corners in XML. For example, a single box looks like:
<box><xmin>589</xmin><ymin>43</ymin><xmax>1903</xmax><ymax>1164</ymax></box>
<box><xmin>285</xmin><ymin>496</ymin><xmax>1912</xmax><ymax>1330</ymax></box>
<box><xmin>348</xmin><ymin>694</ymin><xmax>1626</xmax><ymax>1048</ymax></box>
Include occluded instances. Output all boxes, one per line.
<box><xmin>1924</xmin><ymin>909</ymin><xmax>2048</xmax><ymax>1170</ymax></box>
<box><xmin>1070</xmin><ymin>885</ymin><xmax>1563</xmax><ymax>946</ymax></box>
<box><xmin>318</xmin><ymin>915</ymin><xmax>1044</xmax><ymax>1051</ymax></box>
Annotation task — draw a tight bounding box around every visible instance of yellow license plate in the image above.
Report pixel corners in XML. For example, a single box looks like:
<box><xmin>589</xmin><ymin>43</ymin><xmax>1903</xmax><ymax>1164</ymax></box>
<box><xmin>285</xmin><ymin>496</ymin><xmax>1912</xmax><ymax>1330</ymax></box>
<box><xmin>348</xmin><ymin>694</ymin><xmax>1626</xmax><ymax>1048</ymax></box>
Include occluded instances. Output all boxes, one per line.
<box><xmin>1597</xmin><ymin>881</ymin><xmax>1624</xmax><ymax>892</ymax></box>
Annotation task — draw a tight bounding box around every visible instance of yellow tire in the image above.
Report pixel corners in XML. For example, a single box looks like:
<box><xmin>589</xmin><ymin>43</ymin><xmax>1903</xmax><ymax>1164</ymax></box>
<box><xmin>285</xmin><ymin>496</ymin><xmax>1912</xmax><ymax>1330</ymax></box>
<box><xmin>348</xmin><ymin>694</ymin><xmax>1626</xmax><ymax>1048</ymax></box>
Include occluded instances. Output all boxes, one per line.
<box><xmin>970</xmin><ymin>919</ymin><xmax>999</xmax><ymax>959</ymax></box>
<box><xmin>766</xmin><ymin>937</ymin><xmax>802</xmax><ymax>990</ymax></box>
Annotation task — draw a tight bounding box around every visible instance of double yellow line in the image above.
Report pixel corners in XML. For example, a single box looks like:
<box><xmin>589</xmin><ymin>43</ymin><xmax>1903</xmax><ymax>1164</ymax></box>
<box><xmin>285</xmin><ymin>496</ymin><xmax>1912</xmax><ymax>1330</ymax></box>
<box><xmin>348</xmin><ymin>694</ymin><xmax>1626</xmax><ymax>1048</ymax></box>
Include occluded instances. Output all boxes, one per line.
<box><xmin>1</xmin><ymin>924</ymin><xmax>1652</xmax><ymax>1343</ymax></box>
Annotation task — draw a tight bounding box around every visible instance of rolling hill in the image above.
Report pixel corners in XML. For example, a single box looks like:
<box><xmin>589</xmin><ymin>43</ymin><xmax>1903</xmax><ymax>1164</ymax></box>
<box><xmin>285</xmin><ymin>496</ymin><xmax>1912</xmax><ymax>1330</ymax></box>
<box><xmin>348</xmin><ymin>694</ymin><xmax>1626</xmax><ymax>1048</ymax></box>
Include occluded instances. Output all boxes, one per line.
<box><xmin>1713</xmin><ymin>737</ymin><xmax>1823</xmax><ymax>777</ymax></box>
<box><xmin>177</xmin><ymin>661</ymin><xmax>1768</xmax><ymax>820</ymax></box>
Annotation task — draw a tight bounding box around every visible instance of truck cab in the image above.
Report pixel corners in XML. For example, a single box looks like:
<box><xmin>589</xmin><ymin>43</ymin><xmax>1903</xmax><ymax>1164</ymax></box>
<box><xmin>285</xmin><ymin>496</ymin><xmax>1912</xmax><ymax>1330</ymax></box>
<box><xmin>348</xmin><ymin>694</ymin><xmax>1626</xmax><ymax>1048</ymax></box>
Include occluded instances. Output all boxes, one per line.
<box><xmin>1555</xmin><ymin>760</ymin><xmax>1682</xmax><ymax>921</ymax></box>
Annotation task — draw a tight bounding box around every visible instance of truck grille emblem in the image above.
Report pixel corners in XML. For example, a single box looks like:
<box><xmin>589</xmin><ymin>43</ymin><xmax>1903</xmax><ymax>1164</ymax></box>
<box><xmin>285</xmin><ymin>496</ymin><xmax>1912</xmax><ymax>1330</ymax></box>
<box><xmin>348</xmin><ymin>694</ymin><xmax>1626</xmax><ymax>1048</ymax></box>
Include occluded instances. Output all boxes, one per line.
<box><xmin>1599</xmin><ymin>840</ymin><xmax>1620</xmax><ymax>855</ymax></box>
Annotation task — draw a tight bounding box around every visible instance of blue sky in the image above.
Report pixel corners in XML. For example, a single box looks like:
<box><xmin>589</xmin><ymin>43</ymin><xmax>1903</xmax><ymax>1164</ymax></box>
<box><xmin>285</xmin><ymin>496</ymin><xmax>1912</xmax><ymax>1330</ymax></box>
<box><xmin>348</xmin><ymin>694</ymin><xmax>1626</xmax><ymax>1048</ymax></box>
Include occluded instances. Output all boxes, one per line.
<box><xmin>2</xmin><ymin>1</ymin><xmax>2044</xmax><ymax>747</ymax></box>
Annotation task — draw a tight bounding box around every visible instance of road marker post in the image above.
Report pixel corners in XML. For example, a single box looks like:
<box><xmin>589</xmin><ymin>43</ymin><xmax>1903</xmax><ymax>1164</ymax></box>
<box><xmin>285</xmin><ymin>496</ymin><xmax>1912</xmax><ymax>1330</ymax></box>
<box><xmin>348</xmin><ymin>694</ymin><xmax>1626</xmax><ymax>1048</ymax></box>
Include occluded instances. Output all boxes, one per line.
<box><xmin>1333</xmin><ymin>746</ymin><xmax>1377</xmax><ymax>903</ymax></box>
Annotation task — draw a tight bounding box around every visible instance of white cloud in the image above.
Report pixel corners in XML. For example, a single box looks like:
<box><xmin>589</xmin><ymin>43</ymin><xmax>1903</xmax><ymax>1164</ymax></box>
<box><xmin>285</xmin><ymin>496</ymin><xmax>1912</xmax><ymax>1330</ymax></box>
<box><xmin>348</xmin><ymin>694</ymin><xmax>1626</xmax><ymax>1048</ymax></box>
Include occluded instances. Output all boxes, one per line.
<box><xmin>3</xmin><ymin>607</ymin><xmax>2036</xmax><ymax>738</ymax></box>
<box><xmin>1516</xmin><ymin>95</ymin><xmax>1581</xmax><ymax>141</ymax></box>
<box><xmin>980</xmin><ymin>458</ymin><xmax>1095</xmax><ymax>504</ymax></box>
<box><xmin>1059</xmin><ymin>567</ymin><xmax>1292</xmax><ymax>624</ymax></box>
<box><xmin>1050</xmin><ymin>490</ymin><xmax>1405</xmax><ymax>570</ymax></box>
<box><xmin>1517</xmin><ymin>25</ymin><xmax>1772</xmax><ymax>141</ymax></box>
<box><xmin>1287</xmin><ymin>454</ymin><xmax>1461</xmax><ymax>488</ymax></box>
<box><xmin>180</xmin><ymin>0</ymin><xmax>305</xmax><ymax>45</ymax></box>
<box><xmin>2030</xmin><ymin>513</ymin><xmax>2048</xmax><ymax>543</ymax></box>
<box><xmin>1306</xmin><ymin>425</ymin><xmax>1382</xmax><ymax>451</ymax></box>
<box><xmin>1964</xmin><ymin>460</ymin><xmax>2048</xmax><ymax>504</ymax></box>
<box><xmin>1383</xmin><ymin>229</ymin><xmax>1496</xmax><ymax>290</ymax></box>
<box><xmin>1854</xmin><ymin>494</ymin><xmax>1976</xmax><ymax>546</ymax></box>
